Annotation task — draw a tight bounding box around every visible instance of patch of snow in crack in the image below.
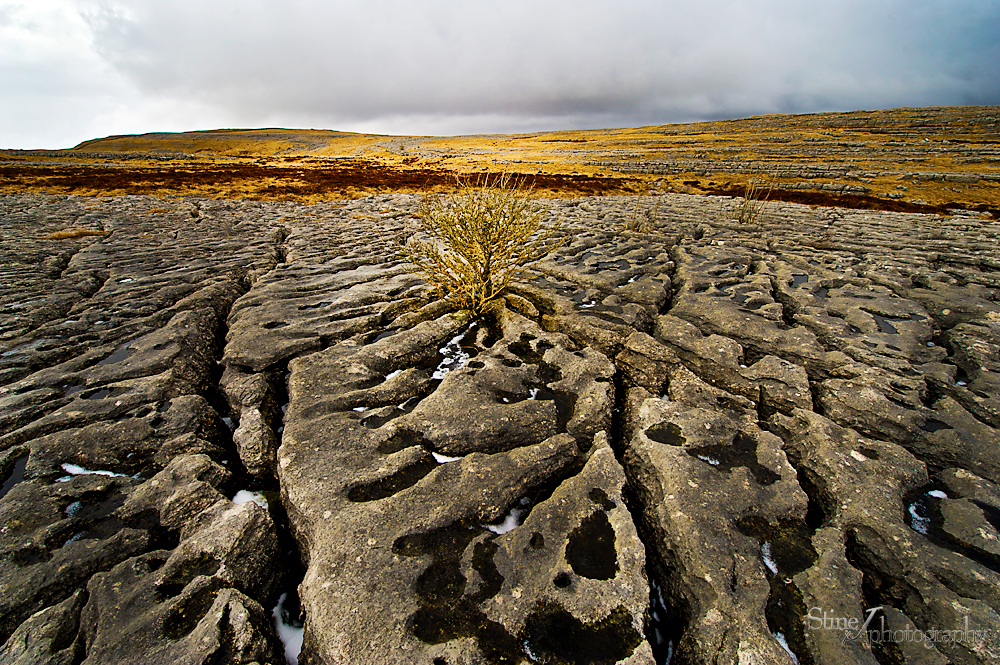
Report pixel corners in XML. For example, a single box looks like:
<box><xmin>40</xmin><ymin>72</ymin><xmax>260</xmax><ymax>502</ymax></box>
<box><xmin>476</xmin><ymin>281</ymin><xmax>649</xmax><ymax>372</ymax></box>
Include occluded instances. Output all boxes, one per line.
<box><xmin>232</xmin><ymin>490</ymin><xmax>268</xmax><ymax>510</ymax></box>
<box><xmin>773</xmin><ymin>631</ymin><xmax>799</xmax><ymax>664</ymax></box>
<box><xmin>432</xmin><ymin>328</ymin><xmax>474</xmax><ymax>380</ymax></box>
<box><xmin>909</xmin><ymin>502</ymin><xmax>930</xmax><ymax>534</ymax></box>
<box><xmin>56</xmin><ymin>463</ymin><xmax>131</xmax><ymax>482</ymax></box>
<box><xmin>272</xmin><ymin>592</ymin><xmax>304</xmax><ymax>665</ymax></box>
<box><xmin>761</xmin><ymin>541</ymin><xmax>778</xmax><ymax>575</ymax></box>
<box><xmin>484</xmin><ymin>497</ymin><xmax>531</xmax><ymax>534</ymax></box>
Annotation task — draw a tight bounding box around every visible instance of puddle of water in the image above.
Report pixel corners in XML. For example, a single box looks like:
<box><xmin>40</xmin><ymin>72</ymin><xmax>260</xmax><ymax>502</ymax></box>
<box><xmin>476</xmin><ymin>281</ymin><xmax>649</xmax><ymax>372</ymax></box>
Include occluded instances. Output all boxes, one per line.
<box><xmin>65</xmin><ymin>500</ymin><xmax>82</xmax><ymax>517</ymax></box>
<box><xmin>298</xmin><ymin>301</ymin><xmax>332</xmax><ymax>311</ymax></box>
<box><xmin>1</xmin><ymin>453</ymin><xmax>29</xmax><ymax>500</ymax></box>
<box><xmin>96</xmin><ymin>346</ymin><xmax>134</xmax><ymax>366</ymax></box>
<box><xmin>272</xmin><ymin>591</ymin><xmax>304</xmax><ymax>665</ymax></box>
<box><xmin>597</xmin><ymin>259</ymin><xmax>631</xmax><ymax>271</ymax></box>
<box><xmin>870</xmin><ymin>314</ymin><xmax>899</xmax><ymax>335</ymax></box>
<box><xmin>484</xmin><ymin>497</ymin><xmax>531</xmax><ymax>534</ymax></box>
<box><xmin>221</xmin><ymin>417</ymin><xmax>234</xmax><ymax>431</ymax></box>
<box><xmin>815</xmin><ymin>287</ymin><xmax>830</xmax><ymax>299</ymax></box>
<box><xmin>62</xmin><ymin>383</ymin><xmax>87</xmax><ymax>397</ymax></box>
<box><xmin>431</xmin><ymin>452</ymin><xmax>462</xmax><ymax>463</ymax></box>
<box><xmin>791</xmin><ymin>275</ymin><xmax>808</xmax><ymax>288</ymax></box>
<box><xmin>920</xmin><ymin>419</ymin><xmax>953</xmax><ymax>433</ymax></box>
<box><xmin>385</xmin><ymin>369</ymin><xmax>403</xmax><ymax>380</ymax></box>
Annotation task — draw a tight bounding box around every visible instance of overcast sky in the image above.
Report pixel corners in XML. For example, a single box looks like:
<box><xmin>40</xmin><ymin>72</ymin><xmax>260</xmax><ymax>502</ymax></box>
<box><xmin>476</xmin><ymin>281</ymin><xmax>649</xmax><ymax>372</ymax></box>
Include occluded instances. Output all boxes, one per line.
<box><xmin>2</xmin><ymin>0</ymin><xmax>998</xmax><ymax>149</ymax></box>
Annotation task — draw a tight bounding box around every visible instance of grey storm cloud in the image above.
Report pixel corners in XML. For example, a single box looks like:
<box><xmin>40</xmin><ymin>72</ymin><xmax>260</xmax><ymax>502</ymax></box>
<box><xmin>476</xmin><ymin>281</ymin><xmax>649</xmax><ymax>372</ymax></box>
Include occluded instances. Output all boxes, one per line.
<box><xmin>1</xmin><ymin>0</ymin><xmax>999</xmax><ymax>147</ymax></box>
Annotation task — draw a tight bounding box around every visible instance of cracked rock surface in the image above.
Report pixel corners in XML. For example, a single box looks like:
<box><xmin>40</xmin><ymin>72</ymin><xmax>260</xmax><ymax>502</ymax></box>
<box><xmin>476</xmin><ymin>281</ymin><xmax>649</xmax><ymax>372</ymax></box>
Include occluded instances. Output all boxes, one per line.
<box><xmin>2</xmin><ymin>190</ymin><xmax>1000</xmax><ymax>664</ymax></box>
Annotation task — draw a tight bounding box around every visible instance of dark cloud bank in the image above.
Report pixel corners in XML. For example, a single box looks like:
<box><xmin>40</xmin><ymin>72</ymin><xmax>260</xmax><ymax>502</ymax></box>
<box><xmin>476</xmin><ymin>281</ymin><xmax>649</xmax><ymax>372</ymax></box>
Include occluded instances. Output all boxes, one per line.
<box><xmin>3</xmin><ymin>0</ymin><xmax>999</xmax><ymax>147</ymax></box>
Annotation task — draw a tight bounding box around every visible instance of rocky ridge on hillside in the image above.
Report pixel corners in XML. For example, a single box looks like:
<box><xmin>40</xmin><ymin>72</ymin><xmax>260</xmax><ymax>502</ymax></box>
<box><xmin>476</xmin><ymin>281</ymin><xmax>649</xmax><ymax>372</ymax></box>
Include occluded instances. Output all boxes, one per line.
<box><xmin>1</xmin><ymin>190</ymin><xmax>999</xmax><ymax>664</ymax></box>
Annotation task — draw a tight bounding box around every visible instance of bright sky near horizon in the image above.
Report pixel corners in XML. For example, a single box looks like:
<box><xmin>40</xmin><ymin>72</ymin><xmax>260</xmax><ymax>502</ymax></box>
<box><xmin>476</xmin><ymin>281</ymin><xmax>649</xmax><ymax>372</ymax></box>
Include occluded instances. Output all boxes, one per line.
<box><xmin>1</xmin><ymin>0</ymin><xmax>998</xmax><ymax>149</ymax></box>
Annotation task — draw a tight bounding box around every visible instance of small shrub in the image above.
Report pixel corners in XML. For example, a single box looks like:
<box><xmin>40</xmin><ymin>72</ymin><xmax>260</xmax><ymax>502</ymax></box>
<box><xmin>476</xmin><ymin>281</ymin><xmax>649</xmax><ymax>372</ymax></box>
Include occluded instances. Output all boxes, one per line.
<box><xmin>733</xmin><ymin>165</ymin><xmax>775</xmax><ymax>225</ymax></box>
<box><xmin>400</xmin><ymin>173</ymin><xmax>561</xmax><ymax>315</ymax></box>
<box><xmin>624</xmin><ymin>195</ymin><xmax>660</xmax><ymax>232</ymax></box>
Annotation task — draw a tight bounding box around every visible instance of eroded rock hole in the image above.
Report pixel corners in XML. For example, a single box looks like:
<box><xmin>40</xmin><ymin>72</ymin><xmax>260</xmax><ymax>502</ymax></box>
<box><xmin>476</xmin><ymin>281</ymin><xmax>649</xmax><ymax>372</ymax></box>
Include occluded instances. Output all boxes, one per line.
<box><xmin>566</xmin><ymin>511</ymin><xmax>618</xmax><ymax>580</ymax></box>
<box><xmin>377</xmin><ymin>428</ymin><xmax>427</xmax><ymax>454</ymax></box>
<box><xmin>645</xmin><ymin>422</ymin><xmax>685</xmax><ymax>446</ymax></box>
<box><xmin>686</xmin><ymin>432</ymin><xmax>781</xmax><ymax>485</ymax></box>
<box><xmin>161</xmin><ymin>578</ymin><xmax>225</xmax><ymax>640</ymax></box>
<box><xmin>903</xmin><ymin>485</ymin><xmax>1000</xmax><ymax>573</ymax></box>
<box><xmin>154</xmin><ymin>552</ymin><xmax>222</xmax><ymax>601</ymax></box>
<box><xmin>920</xmin><ymin>418</ymin><xmax>953</xmax><ymax>433</ymax></box>
<box><xmin>520</xmin><ymin>603</ymin><xmax>643</xmax><ymax>665</ymax></box>
<box><xmin>0</xmin><ymin>453</ymin><xmax>29</xmax><ymax>500</ymax></box>
<box><xmin>736</xmin><ymin>516</ymin><xmax>818</xmax><ymax>665</ymax></box>
<box><xmin>397</xmin><ymin>522</ymin><xmax>524</xmax><ymax>664</ymax></box>
<box><xmin>346</xmin><ymin>456</ymin><xmax>438</xmax><ymax>502</ymax></box>
<box><xmin>588</xmin><ymin>487</ymin><xmax>616</xmax><ymax>511</ymax></box>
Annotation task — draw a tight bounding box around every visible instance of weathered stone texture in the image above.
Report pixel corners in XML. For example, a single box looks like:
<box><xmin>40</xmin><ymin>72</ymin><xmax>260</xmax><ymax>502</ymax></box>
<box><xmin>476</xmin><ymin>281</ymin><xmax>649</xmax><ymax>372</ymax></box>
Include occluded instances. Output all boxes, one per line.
<box><xmin>3</xmin><ymin>190</ymin><xmax>1000</xmax><ymax>664</ymax></box>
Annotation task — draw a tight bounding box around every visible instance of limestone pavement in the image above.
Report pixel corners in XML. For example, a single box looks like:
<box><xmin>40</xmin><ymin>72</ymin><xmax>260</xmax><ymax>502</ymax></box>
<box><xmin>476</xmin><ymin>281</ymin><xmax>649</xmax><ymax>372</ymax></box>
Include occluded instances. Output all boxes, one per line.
<box><xmin>1</xmin><ymin>190</ymin><xmax>999</xmax><ymax>664</ymax></box>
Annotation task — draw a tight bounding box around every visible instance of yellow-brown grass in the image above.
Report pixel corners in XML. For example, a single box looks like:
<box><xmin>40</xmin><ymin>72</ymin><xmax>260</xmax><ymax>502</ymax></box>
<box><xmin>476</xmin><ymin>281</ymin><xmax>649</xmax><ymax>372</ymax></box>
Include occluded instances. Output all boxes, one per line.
<box><xmin>40</xmin><ymin>229</ymin><xmax>106</xmax><ymax>240</ymax></box>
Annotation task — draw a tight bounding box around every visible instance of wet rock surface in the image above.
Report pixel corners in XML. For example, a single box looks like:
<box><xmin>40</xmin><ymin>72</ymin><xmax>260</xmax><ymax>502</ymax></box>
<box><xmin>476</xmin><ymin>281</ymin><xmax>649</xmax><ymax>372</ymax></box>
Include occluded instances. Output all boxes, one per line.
<box><xmin>2</xmin><ymin>190</ymin><xmax>1000</xmax><ymax>664</ymax></box>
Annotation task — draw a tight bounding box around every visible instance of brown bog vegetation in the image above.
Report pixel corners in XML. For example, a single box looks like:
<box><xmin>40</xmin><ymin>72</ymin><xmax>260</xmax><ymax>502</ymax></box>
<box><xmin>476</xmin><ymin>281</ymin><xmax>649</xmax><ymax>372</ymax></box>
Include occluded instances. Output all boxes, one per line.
<box><xmin>2</xmin><ymin>106</ymin><xmax>997</xmax><ymax>217</ymax></box>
